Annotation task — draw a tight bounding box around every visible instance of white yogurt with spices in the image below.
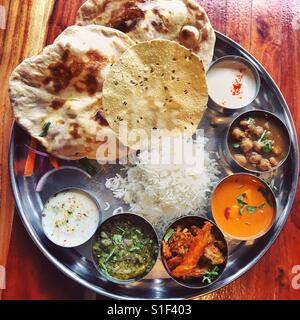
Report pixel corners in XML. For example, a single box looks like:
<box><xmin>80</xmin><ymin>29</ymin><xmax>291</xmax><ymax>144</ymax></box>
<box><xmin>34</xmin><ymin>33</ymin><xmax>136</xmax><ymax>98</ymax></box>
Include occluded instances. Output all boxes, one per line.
<box><xmin>207</xmin><ymin>59</ymin><xmax>258</xmax><ymax>109</ymax></box>
<box><xmin>42</xmin><ymin>190</ymin><xmax>100</xmax><ymax>247</ymax></box>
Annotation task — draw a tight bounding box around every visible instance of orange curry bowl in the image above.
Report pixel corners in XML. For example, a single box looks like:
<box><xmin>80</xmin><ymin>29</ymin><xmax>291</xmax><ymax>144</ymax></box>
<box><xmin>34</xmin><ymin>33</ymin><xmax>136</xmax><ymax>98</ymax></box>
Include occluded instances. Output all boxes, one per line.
<box><xmin>211</xmin><ymin>173</ymin><xmax>277</xmax><ymax>241</ymax></box>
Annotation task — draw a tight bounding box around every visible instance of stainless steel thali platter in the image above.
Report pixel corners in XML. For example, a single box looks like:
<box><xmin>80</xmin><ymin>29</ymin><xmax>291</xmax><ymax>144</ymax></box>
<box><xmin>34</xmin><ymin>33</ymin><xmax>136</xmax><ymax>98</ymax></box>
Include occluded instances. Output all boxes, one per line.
<box><xmin>9</xmin><ymin>32</ymin><xmax>299</xmax><ymax>300</ymax></box>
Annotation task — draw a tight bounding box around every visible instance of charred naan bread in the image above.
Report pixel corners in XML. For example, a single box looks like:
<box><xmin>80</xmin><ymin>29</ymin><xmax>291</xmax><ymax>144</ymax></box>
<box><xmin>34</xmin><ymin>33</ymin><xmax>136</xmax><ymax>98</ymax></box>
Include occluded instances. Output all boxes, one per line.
<box><xmin>9</xmin><ymin>25</ymin><xmax>135</xmax><ymax>160</ymax></box>
<box><xmin>76</xmin><ymin>0</ymin><xmax>216</xmax><ymax>70</ymax></box>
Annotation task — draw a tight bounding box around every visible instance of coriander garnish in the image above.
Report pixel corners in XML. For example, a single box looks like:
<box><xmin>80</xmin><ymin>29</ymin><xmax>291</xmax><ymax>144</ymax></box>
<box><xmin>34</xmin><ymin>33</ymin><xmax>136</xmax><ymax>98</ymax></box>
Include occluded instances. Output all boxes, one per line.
<box><xmin>202</xmin><ymin>266</ymin><xmax>220</xmax><ymax>284</ymax></box>
<box><xmin>247</xmin><ymin>117</ymin><xmax>254</xmax><ymax>125</ymax></box>
<box><xmin>164</xmin><ymin>228</ymin><xmax>175</xmax><ymax>243</ymax></box>
<box><xmin>237</xmin><ymin>193</ymin><xmax>248</xmax><ymax>206</ymax></box>
<box><xmin>257</xmin><ymin>129</ymin><xmax>267</xmax><ymax>143</ymax></box>
<box><xmin>39</xmin><ymin>122</ymin><xmax>51</xmax><ymax>137</ymax></box>
<box><xmin>113</xmin><ymin>234</ymin><xmax>123</xmax><ymax>244</ymax></box>
<box><xmin>236</xmin><ymin>193</ymin><xmax>266</xmax><ymax>215</ymax></box>
<box><xmin>232</xmin><ymin>142</ymin><xmax>240</xmax><ymax>149</ymax></box>
<box><xmin>262</xmin><ymin>140</ymin><xmax>273</xmax><ymax>153</ymax></box>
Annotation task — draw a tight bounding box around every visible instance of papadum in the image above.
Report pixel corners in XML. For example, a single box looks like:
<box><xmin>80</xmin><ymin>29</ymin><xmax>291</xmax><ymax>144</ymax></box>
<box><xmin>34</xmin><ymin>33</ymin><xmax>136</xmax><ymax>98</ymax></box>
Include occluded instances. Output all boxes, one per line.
<box><xmin>102</xmin><ymin>40</ymin><xmax>208</xmax><ymax>149</ymax></box>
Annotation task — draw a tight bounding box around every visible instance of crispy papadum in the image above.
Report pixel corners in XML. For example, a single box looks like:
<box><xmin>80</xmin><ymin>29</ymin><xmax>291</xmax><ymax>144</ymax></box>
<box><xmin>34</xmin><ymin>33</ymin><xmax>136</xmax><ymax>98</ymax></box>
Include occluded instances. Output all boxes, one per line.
<box><xmin>9</xmin><ymin>25</ymin><xmax>135</xmax><ymax>160</ymax></box>
<box><xmin>102</xmin><ymin>40</ymin><xmax>208</xmax><ymax>149</ymax></box>
<box><xmin>76</xmin><ymin>0</ymin><xmax>215</xmax><ymax>70</ymax></box>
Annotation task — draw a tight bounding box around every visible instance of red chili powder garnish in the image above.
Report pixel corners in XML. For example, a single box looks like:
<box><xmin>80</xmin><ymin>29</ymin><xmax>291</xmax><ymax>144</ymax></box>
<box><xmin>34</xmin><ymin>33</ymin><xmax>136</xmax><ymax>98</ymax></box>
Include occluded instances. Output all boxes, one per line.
<box><xmin>230</xmin><ymin>68</ymin><xmax>246</xmax><ymax>97</ymax></box>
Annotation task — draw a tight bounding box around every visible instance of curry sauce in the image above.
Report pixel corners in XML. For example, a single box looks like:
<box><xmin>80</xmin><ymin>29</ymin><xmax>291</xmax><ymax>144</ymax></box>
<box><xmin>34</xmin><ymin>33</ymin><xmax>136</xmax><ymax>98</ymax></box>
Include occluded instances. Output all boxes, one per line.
<box><xmin>212</xmin><ymin>175</ymin><xmax>276</xmax><ymax>240</ymax></box>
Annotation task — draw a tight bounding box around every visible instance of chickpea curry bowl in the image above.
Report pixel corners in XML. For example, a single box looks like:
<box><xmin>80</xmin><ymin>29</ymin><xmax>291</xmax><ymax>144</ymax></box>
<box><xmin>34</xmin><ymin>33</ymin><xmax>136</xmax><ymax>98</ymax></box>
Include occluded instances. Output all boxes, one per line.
<box><xmin>227</xmin><ymin>110</ymin><xmax>291</xmax><ymax>172</ymax></box>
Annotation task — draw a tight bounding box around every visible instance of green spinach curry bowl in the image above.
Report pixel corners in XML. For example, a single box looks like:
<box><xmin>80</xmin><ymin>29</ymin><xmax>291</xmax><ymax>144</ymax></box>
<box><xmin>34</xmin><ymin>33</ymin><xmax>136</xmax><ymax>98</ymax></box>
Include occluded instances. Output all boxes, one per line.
<box><xmin>92</xmin><ymin>213</ymin><xmax>159</xmax><ymax>285</ymax></box>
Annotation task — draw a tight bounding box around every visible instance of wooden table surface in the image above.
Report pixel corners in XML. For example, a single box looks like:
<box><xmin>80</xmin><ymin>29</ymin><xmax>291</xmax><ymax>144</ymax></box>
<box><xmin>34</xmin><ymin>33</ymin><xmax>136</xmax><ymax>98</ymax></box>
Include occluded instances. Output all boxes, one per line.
<box><xmin>1</xmin><ymin>0</ymin><xmax>300</xmax><ymax>300</ymax></box>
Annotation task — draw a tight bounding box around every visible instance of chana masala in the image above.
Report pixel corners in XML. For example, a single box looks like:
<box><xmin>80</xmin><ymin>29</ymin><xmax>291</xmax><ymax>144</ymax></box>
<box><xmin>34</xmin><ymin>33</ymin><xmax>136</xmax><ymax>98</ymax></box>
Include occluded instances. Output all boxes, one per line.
<box><xmin>228</xmin><ymin>113</ymin><xmax>289</xmax><ymax>171</ymax></box>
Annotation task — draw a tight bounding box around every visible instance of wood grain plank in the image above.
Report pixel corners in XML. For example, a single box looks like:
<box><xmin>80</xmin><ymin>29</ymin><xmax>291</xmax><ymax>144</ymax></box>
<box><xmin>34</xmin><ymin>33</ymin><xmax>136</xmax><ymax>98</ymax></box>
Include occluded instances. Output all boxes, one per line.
<box><xmin>197</xmin><ymin>0</ymin><xmax>300</xmax><ymax>300</ymax></box>
<box><xmin>250</xmin><ymin>0</ymin><xmax>283</xmax><ymax>80</ymax></box>
<box><xmin>0</xmin><ymin>0</ymin><xmax>86</xmax><ymax>301</ymax></box>
<box><xmin>0</xmin><ymin>0</ymin><xmax>56</xmax><ymax>300</ymax></box>
<box><xmin>2</xmin><ymin>215</ymin><xmax>84</xmax><ymax>300</ymax></box>
<box><xmin>249</xmin><ymin>0</ymin><xmax>300</xmax><ymax>298</ymax></box>
<box><xmin>1</xmin><ymin>0</ymin><xmax>300</xmax><ymax>300</ymax></box>
<box><xmin>225</xmin><ymin>0</ymin><xmax>252</xmax><ymax>50</ymax></box>
<box><xmin>46</xmin><ymin>0</ymin><xmax>85</xmax><ymax>44</ymax></box>
<box><xmin>200</xmin><ymin>0</ymin><xmax>252</xmax><ymax>50</ymax></box>
<box><xmin>200</xmin><ymin>0</ymin><xmax>228</xmax><ymax>34</ymax></box>
<box><xmin>280</xmin><ymin>0</ymin><xmax>300</xmax><ymax>144</ymax></box>
<box><xmin>0</xmin><ymin>0</ymin><xmax>9</xmax><ymax>57</ymax></box>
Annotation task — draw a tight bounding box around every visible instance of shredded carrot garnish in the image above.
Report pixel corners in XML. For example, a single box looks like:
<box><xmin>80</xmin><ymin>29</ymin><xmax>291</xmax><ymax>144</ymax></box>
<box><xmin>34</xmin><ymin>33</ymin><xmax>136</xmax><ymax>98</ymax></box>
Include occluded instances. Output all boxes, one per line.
<box><xmin>24</xmin><ymin>139</ymin><xmax>37</xmax><ymax>177</ymax></box>
<box><xmin>50</xmin><ymin>157</ymin><xmax>60</xmax><ymax>169</ymax></box>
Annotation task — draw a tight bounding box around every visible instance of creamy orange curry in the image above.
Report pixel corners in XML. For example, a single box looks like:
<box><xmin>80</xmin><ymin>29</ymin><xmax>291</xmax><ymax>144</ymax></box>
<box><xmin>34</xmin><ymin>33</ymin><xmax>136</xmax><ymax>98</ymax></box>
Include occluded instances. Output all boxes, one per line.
<box><xmin>212</xmin><ymin>175</ymin><xmax>275</xmax><ymax>240</ymax></box>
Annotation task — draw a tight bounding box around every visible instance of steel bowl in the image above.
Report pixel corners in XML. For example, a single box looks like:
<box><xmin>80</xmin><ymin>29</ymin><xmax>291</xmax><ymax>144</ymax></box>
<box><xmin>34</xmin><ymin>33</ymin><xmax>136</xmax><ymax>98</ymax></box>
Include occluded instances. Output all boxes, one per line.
<box><xmin>92</xmin><ymin>213</ymin><xmax>159</xmax><ymax>285</ymax></box>
<box><xmin>41</xmin><ymin>187</ymin><xmax>102</xmax><ymax>248</ymax></box>
<box><xmin>161</xmin><ymin>216</ymin><xmax>228</xmax><ymax>289</ymax></box>
<box><xmin>207</xmin><ymin>55</ymin><xmax>261</xmax><ymax>114</ymax></box>
<box><xmin>225</xmin><ymin>110</ymin><xmax>291</xmax><ymax>173</ymax></box>
<box><xmin>211</xmin><ymin>173</ymin><xmax>277</xmax><ymax>241</ymax></box>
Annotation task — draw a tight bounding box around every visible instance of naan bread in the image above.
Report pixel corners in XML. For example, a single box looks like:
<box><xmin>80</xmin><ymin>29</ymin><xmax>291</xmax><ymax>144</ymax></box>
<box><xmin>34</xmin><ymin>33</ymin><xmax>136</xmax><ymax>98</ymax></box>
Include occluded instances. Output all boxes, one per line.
<box><xmin>9</xmin><ymin>25</ymin><xmax>135</xmax><ymax>160</ymax></box>
<box><xmin>103</xmin><ymin>40</ymin><xmax>208</xmax><ymax>149</ymax></box>
<box><xmin>76</xmin><ymin>0</ymin><xmax>215</xmax><ymax>70</ymax></box>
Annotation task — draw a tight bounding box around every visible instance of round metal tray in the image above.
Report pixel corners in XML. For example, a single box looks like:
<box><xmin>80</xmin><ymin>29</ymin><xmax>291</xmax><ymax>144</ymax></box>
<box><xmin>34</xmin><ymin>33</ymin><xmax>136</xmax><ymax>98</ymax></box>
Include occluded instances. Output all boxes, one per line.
<box><xmin>9</xmin><ymin>32</ymin><xmax>299</xmax><ymax>300</ymax></box>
